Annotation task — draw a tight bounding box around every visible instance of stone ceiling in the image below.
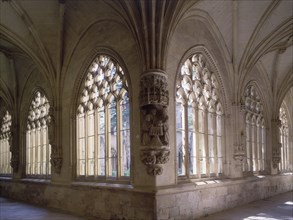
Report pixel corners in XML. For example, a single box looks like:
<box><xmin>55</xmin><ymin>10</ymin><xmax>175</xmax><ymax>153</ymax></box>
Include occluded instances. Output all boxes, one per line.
<box><xmin>0</xmin><ymin>0</ymin><xmax>292</xmax><ymax>110</ymax></box>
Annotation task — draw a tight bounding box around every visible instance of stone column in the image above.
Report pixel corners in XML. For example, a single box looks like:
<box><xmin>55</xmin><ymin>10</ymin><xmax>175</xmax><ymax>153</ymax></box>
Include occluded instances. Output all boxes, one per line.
<box><xmin>137</xmin><ymin>70</ymin><xmax>174</xmax><ymax>187</ymax></box>
<box><xmin>8</xmin><ymin>123</ymin><xmax>21</xmax><ymax>179</ymax></box>
<box><xmin>271</xmin><ymin>118</ymin><xmax>281</xmax><ymax>174</ymax></box>
<box><xmin>231</xmin><ymin>102</ymin><xmax>246</xmax><ymax>178</ymax></box>
<box><xmin>48</xmin><ymin>107</ymin><xmax>62</xmax><ymax>175</ymax></box>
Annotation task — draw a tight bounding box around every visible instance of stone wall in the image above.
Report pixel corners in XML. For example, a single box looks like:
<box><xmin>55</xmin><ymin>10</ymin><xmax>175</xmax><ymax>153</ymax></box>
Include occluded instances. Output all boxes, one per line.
<box><xmin>155</xmin><ymin>174</ymin><xmax>293</xmax><ymax>220</ymax></box>
<box><xmin>1</xmin><ymin>174</ymin><xmax>292</xmax><ymax>220</ymax></box>
<box><xmin>0</xmin><ymin>179</ymin><xmax>155</xmax><ymax>220</ymax></box>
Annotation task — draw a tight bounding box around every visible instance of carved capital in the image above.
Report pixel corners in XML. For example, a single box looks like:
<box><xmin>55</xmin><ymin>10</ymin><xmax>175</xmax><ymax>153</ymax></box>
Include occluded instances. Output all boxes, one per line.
<box><xmin>140</xmin><ymin>147</ymin><xmax>170</xmax><ymax>175</ymax></box>
<box><xmin>140</xmin><ymin>71</ymin><xmax>169</xmax><ymax>106</ymax></box>
<box><xmin>146</xmin><ymin>165</ymin><xmax>163</xmax><ymax>176</ymax></box>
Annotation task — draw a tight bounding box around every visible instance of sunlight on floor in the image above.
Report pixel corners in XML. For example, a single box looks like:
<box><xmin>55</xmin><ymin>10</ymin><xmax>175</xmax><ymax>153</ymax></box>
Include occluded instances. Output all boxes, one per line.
<box><xmin>243</xmin><ymin>216</ymin><xmax>279</xmax><ymax>220</ymax></box>
<box><xmin>284</xmin><ymin>201</ymin><xmax>293</xmax><ymax>205</ymax></box>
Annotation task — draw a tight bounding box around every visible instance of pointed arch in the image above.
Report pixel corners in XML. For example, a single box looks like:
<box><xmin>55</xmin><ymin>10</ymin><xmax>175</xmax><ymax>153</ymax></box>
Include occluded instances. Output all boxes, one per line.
<box><xmin>74</xmin><ymin>52</ymin><xmax>131</xmax><ymax>180</ymax></box>
<box><xmin>242</xmin><ymin>83</ymin><xmax>267</xmax><ymax>174</ymax></box>
<box><xmin>175</xmin><ymin>47</ymin><xmax>226</xmax><ymax>179</ymax></box>
<box><xmin>25</xmin><ymin>89</ymin><xmax>51</xmax><ymax>178</ymax></box>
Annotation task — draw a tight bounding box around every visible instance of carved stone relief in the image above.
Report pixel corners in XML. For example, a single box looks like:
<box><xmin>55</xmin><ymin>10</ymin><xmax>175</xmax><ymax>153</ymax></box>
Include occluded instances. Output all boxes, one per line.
<box><xmin>140</xmin><ymin>71</ymin><xmax>170</xmax><ymax>175</ymax></box>
<box><xmin>272</xmin><ymin>142</ymin><xmax>282</xmax><ymax>169</ymax></box>
<box><xmin>48</xmin><ymin>107</ymin><xmax>62</xmax><ymax>174</ymax></box>
<box><xmin>233</xmin><ymin>130</ymin><xmax>246</xmax><ymax>163</ymax></box>
<box><xmin>9</xmin><ymin>128</ymin><xmax>19</xmax><ymax>172</ymax></box>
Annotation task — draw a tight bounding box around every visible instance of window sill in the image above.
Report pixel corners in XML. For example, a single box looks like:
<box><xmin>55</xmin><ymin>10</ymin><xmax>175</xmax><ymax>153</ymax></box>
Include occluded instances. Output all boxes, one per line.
<box><xmin>21</xmin><ymin>178</ymin><xmax>51</xmax><ymax>185</ymax></box>
<box><xmin>0</xmin><ymin>176</ymin><xmax>12</xmax><ymax>181</ymax></box>
<box><xmin>71</xmin><ymin>181</ymin><xmax>133</xmax><ymax>191</ymax></box>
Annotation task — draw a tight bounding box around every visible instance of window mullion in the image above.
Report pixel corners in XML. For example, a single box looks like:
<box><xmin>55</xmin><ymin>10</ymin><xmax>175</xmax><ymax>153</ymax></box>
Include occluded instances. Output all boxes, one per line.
<box><xmin>105</xmin><ymin>106</ymin><xmax>110</xmax><ymax>178</ymax></box>
<box><xmin>94</xmin><ymin>109</ymin><xmax>98</xmax><ymax>179</ymax></box>
<box><xmin>76</xmin><ymin>116</ymin><xmax>80</xmax><ymax>177</ymax></box>
<box><xmin>249</xmin><ymin>122</ymin><xmax>253</xmax><ymax>172</ymax></box>
<box><xmin>204</xmin><ymin>109</ymin><xmax>209</xmax><ymax>177</ymax></box>
<box><xmin>40</xmin><ymin>126</ymin><xmax>43</xmax><ymax>175</ymax></box>
<box><xmin>183</xmin><ymin>102</ymin><xmax>189</xmax><ymax>178</ymax></box>
<box><xmin>33</xmin><ymin>128</ymin><xmax>36</xmax><ymax>175</ymax></box>
<box><xmin>259</xmin><ymin>123</ymin><xmax>262</xmax><ymax>172</ymax></box>
<box><xmin>117</xmin><ymin>101</ymin><xmax>122</xmax><ymax>178</ymax></box>
<box><xmin>85</xmin><ymin>112</ymin><xmax>89</xmax><ymax>177</ymax></box>
<box><xmin>194</xmin><ymin>106</ymin><xmax>200</xmax><ymax>179</ymax></box>
<box><xmin>213</xmin><ymin>112</ymin><xmax>218</xmax><ymax>176</ymax></box>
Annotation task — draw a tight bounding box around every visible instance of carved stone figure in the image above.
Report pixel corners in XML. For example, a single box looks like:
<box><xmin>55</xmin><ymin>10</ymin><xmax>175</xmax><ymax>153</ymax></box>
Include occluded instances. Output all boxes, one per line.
<box><xmin>140</xmin><ymin>71</ymin><xmax>170</xmax><ymax>175</ymax></box>
<box><xmin>234</xmin><ymin>131</ymin><xmax>246</xmax><ymax>163</ymax></box>
<box><xmin>272</xmin><ymin>142</ymin><xmax>282</xmax><ymax>168</ymax></box>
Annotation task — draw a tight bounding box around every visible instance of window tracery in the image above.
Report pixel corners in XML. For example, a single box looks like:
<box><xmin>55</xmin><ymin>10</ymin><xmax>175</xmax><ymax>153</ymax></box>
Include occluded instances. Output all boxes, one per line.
<box><xmin>243</xmin><ymin>85</ymin><xmax>266</xmax><ymax>173</ymax></box>
<box><xmin>76</xmin><ymin>54</ymin><xmax>130</xmax><ymax>179</ymax></box>
<box><xmin>176</xmin><ymin>53</ymin><xmax>224</xmax><ymax>178</ymax></box>
<box><xmin>26</xmin><ymin>91</ymin><xmax>51</xmax><ymax>177</ymax></box>
<box><xmin>279</xmin><ymin>106</ymin><xmax>289</xmax><ymax>171</ymax></box>
<box><xmin>0</xmin><ymin>111</ymin><xmax>12</xmax><ymax>175</ymax></box>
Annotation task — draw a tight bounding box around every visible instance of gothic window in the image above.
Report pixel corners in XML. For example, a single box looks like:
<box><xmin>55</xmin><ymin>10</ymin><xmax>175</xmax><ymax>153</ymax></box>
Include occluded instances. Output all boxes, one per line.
<box><xmin>0</xmin><ymin>111</ymin><xmax>12</xmax><ymax>175</ymax></box>
<box><xmin>243</xmin><ymin>85</ymin><xmax>266</xmax><ymax>173</ymax></box>
<box><xmin>176</xmin><ymin>53</ymin><xmax>224</xmax><ymax>179</ymax></box>
<box><xmin>26</xmin><ymin>91</ymin><xmax>51</xmax><ymax>177</ymax></box>
<box><xmin>279</xmin><ymin>106</ymin><xmax>289</xmax><ymax>172</ymax></box>
<box><xmin>76</xmin><ymin>54</ymin><xmax>130</xmax><ymax>180</ymax></box>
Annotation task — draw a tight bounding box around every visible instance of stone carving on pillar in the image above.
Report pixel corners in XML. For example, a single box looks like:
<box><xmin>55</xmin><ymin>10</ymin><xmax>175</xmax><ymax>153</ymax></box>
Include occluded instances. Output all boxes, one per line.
<box><xmin>9</xmin><ymin>129</ymin><xmax>19</xmax><ymax>172</ymax></box>
<box><xmin>272</xmin><ymin>142</ymin><xmax>282</xmax><ymax>169</ymax></box>
<box><xmin>140</xmin><ymin>71</ymin><xmax>170</xmax><ymax>175</ymax></box>
<box><xmin>272</xmin><ymin>118</ymin><xmax>282</xmax><ymax>169</ymax></box>
<box><xmin>232</xmin><ymin>100</ymin><xmax>246</xmax><ymax>164</ymax></box>
<box><xmin>48</xmin><ymin>107</ymin><xmax>62</xmax><ymax>174</ymax></box>
<box><xmin>233</xmin><ymin>130</ymin><xmax>246</xmax><ymax>162</ymax></box>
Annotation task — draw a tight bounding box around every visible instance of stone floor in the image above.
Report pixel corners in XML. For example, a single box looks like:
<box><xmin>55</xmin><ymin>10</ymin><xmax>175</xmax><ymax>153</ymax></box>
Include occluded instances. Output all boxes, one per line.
<box><xmin>198</xmin><ymin>191</ymin><xmax>293</xmax><ymax>220</ymax></box>
<box><xmin>0</xmin><ymin>191</ymin><xmax>292</xmax><ymax>220</ymax></box>
<box><xmin>0</xmin><ymin>197</ymin><xmax>87</xmax><ymax>220</ymax></box>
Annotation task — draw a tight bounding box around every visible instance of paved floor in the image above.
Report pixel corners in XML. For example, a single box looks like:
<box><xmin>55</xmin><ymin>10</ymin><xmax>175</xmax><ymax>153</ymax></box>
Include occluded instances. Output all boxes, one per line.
<box><xmin>0</xmin><ymin>197</ymin><xmax>86</xmax><ymax>220</ymax></box>
<box><xmin>0</xmin><ymin>192</ymin><xmax>292</xmax><ymax>220</ymax></box>
<box><xmin>198</xmin><ymin>191</ymin><xmax>293</xmax><ymax>220</ymax></box>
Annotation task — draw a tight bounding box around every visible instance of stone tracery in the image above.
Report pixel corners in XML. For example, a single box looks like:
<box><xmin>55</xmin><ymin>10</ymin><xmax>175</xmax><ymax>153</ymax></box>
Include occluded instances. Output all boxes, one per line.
<box><xmin>76</xmin><ymin>54</ymin><xmax>130</xmax><ymax>179</ymax></box>
<box><xmin>26</xmin><ymin>91</ymin><xmax>52</xmax><ymax>176</ymax></box>
<box><xmin>279</xmin><ymin>106</ymin><xmax>289</xmax><ymax>171</ymax></box>
<box><xmin>176</xmin><ymin>53</ymin><xmax>224</xmax><ymax>178</ymax></box>
<box><xmin>0</xmin><ymin>111</ymin><xmax>12</xmax><ymax>175</ymax></box>
<box><xmin>243</xmin><ymin>85</ymin><xmax>266</xmax><ymax>173</ymax></box>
